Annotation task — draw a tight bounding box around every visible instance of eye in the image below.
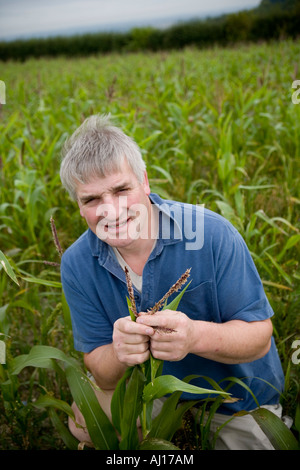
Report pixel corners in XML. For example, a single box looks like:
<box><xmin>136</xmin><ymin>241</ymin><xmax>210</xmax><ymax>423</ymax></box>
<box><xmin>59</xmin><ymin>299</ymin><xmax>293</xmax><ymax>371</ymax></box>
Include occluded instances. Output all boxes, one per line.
<box><xmin>118</xmin><ymin>187</ymin><xmax>129</xmax><ymax>194</ymax></box>
<box><xmin>84</xmin><ymin>197</ymin><xmax>100</xmax><ymax>205</ymax></box>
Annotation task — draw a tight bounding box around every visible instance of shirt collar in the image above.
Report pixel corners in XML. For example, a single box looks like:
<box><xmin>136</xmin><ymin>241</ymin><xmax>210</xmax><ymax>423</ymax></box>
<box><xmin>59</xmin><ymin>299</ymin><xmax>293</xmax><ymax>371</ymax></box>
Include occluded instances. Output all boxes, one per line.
<box><xmin>88</xmin><ymin>192</ymin><xmax>183</xmax><ymax>260</ymax></box>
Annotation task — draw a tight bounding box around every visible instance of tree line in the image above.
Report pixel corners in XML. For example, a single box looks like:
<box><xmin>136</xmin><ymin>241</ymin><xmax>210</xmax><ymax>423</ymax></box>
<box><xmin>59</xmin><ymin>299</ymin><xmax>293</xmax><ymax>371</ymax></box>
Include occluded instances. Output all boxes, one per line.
<box><xmin>0</xmin><ymin>1</ymin><xmax>299</xmax><ymax>61</ymax></box>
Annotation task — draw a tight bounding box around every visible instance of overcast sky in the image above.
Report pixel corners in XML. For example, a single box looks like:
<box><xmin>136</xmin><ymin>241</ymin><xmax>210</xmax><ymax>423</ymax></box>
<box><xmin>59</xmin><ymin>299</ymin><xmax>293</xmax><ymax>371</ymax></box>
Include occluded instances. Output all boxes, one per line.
<box><xmin>0</xmin><ymin>0</ymin><xmax>261</xmax><ymax>41</ymax></box>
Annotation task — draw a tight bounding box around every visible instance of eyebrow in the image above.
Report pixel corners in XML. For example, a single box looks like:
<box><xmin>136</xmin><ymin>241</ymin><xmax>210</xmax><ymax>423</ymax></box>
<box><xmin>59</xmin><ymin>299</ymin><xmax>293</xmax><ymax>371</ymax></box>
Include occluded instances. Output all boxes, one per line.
<box><xmin>79</xmin><ymin>182</ymin><xmax>131</xmax><ymax>204</ymax></box>
<box><xmin>79</xmin><ymin>194</ymin><xmax>102</xmax><ymax>204</ymax></box>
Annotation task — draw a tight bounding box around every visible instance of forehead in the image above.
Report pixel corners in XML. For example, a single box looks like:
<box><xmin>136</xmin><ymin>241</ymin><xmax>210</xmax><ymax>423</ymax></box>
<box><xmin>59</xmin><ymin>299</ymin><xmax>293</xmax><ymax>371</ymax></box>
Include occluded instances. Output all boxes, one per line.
<box><xmin>75</xmin><ymin>161</ymin><xmax>138</xmax><ymax>198</ymax></box>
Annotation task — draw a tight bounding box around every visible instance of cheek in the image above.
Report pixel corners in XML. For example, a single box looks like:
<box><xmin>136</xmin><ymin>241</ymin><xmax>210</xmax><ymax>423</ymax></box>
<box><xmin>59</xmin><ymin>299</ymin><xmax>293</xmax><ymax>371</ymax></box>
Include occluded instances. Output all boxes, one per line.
<box><xmin>80</xmin><ymin>207</ymin><xmax>97</xmax><ymax>223</ymax></box>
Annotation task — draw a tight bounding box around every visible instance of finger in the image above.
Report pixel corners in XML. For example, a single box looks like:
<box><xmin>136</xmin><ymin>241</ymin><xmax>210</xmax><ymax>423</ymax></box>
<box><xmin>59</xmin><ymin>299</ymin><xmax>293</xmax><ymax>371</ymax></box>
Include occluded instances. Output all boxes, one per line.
<box><xmin>123</xmin><ymin>333</ymin><xmax>151</xmax><ymax>345</ymax></box>
<box><xmin>150</xmin><ymin>341</ymin><xmax>186</xmax><ymax>362</ymax></box>
<box><xmin>124</xmin><ymin>340</ymin><xmax>150</xmax><ymax>354</ymax></box>
<box><xmin>136</xmin><ymin>312</ymin><xmax>178</xmax><ymax>330</ymax></box>
<box><xmin>124</xmin><ymin>350</ymin><xmax>151</xmax><ymax>366</ymax></box>
<box><xmin>115</xmin><ymin>316</ymin><xmax>155</xmax><ymax>336</ymax></box>
<box><xmin>150</xmin><ymin>345</ymin><xmax>174</xmax><ymax>361</ymax></box>
<box><xmin>150</xmin><ymin>338</ymin><xmax>172</xmax><ymax>351</ymax></box>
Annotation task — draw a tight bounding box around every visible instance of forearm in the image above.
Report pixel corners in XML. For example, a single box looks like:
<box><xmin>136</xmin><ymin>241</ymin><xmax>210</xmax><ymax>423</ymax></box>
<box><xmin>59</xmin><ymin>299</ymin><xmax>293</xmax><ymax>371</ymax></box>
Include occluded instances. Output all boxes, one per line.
<box><xmin>84</xmin><ymin>343</ymin><xmax>128</xmax><ymax>390</ymax></box>
<box><xmin>137</xmin><ymin>311</ymin><xmax>273</xmax><ymax>364</ymax></box>
<box><xmin>190</xmin><ymin>318</ymin><xmax>273</xmax><ymax>364</ymax></box>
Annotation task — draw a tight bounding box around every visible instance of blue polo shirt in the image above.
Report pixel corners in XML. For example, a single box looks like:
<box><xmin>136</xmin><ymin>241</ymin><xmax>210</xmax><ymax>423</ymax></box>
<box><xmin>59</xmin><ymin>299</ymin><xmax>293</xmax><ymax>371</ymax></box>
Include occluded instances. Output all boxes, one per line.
<box><xmin>60</xmin><ymin>193</ymin><xmax>284</xmax><ymax>414</ymax></box>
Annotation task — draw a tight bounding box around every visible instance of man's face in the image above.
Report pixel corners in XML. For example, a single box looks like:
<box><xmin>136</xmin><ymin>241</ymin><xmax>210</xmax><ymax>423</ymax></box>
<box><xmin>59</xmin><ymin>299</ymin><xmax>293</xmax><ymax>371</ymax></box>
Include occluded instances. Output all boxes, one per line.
<box><xmin>76</xmin><ymin>159</ymin><xmax>152</xmax><ymax>250</ymax></box>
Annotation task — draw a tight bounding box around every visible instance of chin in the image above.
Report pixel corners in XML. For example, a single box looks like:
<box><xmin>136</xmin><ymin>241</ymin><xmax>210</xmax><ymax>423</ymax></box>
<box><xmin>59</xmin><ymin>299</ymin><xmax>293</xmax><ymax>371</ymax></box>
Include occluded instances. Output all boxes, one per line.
<box><xmin>105</xmin><ymin>238</ymin><xmax>136</xmax><ymax>249</ymax></box>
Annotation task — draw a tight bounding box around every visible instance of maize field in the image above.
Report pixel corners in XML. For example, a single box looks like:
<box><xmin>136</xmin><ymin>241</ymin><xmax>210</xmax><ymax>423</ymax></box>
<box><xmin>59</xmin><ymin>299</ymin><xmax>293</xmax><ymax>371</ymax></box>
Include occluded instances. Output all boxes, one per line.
<box><xmin>0</xmin><ymin>39</ymin><xmax>299</xmax><ymax>450</ymax></box>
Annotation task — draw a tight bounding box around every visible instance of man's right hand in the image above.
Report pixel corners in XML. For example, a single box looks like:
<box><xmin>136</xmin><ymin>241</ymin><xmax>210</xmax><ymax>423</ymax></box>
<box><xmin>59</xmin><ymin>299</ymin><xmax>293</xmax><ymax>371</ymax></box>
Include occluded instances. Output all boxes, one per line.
<box><xmin>112</xmin><ymin>315</ymin><xmax>154</xmax><ymax>367</ymax></box>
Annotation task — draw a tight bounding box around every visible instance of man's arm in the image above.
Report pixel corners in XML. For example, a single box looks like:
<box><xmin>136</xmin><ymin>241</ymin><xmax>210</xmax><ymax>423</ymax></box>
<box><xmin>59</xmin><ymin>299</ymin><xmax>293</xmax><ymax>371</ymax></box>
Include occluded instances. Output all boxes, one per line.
<box><xmin>136</xmin><ymin>310</ymin><xmax>273</xmax><ymax>364</ymax></box>
<box><xmin>84</xmin><ymin>316</ymin><xmax>155</xmax><ymax>390</ymax></box>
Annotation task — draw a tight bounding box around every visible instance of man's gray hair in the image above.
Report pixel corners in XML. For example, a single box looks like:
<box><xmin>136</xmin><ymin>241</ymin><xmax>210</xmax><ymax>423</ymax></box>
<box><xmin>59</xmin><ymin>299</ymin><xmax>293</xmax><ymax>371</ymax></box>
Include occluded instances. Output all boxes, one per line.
<box><xmin>60</xmin><ymin>114</ymin><xmax>146</xmax><ymax>200</ymax></box>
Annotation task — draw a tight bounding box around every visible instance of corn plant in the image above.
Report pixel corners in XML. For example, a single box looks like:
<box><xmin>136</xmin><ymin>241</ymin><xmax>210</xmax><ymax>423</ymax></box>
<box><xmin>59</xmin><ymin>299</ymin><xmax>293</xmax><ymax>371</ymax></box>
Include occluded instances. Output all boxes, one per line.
<box><xmin>5</xmin><ymin>268</ymin><xmax>231</xmax><ymax>450</ymax></box>
<box><xmin>1</xmin><ymin>258</ymin><xmax>298</xmax><ymax>450</ymax></box>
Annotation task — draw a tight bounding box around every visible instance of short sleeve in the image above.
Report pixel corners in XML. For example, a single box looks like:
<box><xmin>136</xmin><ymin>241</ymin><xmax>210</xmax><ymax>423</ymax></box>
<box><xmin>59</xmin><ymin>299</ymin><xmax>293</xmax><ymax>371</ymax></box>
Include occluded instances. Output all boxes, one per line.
<box><xmin>214</xmin><ymin>227</ymin><xmax>274</xmax><ymax>322</ymax></box>
<box><xmin>61</xmin><ymin>260</ymin><xmax>113</xmax><ymax>353</ymax></box>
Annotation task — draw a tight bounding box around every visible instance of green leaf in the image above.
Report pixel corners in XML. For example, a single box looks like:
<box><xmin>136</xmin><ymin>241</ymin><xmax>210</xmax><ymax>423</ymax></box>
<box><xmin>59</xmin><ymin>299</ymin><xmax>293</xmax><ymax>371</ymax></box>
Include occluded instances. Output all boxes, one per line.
<box><xmin>48</xmin><ymin>408</ymin><xmax>79</xmax><ymax>450</ymax></box>
<box><xmin>21</xmin><ymin>276</ymin><xmax>62</xmax><ymax>288</ymax></box>
<box><xmin>65</xmin><ymin>364</ymin><xmax>119</xmax><ymax>450</ymax></box>
<box><xmin>139</xmin><ymin>437</ymin><xmax>180</xmax><ymax>450</ymax></box>
<box><xmin>163</xmin><ymin>281</ymin><xmax>191</xmax><ymax>312</ymax></box>
<box><xmin>246</xmin><ymin>408</ymin><xmax>299</xmax><ymax>450</ymax></box>
<box><xmin>219</xmin><ymin>375</ymin><xmax>260</xmax><ymax>408</ymax></box>
<box><xmin>143</xmin><ymin>375</ymin><xmax>230</xmax><ymax>403</ymax></box>
<box><xmin>148</xmin><ymin>391</ymin><xmax>199</xmax><ymax>441</ymax></box>
<box><xmin>111</xmin><ymin>367</ymin><xmax>133</xmax><ymax>435</ymax></box>
<box><xmin>61</xmin><ymin>290</ymin><xmax>72</xmax><ymax>330</ymax></box>
<box><xmin>10</xmin><ymin>345</ymin><xmax>78</xmax><ymax>374</ymax></box>
<box><xmin>34</xmin><ymin>395</ymin><xmax>81</xmax><ymax>450</ymax></box>
<box><xmin>126</xmin><ymin>296</ymin><xmax>136</xmax><ymax>321</ymax></box>
<box><xmin>239</xmin><ymin>184</ymin><xmax>275</xmax><ymax>190</ymax></box>
<box><xmin>33</xmin><ymin>394</ymin><xmax>76</xmax><ymax>421</ymax></box>
<box><xmin>277</xmin><ymin>234</ymin><xmax>300</xmax><ymax>262</ymax></box>
<box><xmin>265</xmin><ymin>252</ymin><xmax>293</xmax><ymax>286</ymax></box>
<box><xmin>119</xmin><ymin>366</ymin><xmax>146</xmax><ymax>450</ymax></box>
<box><xmin>0</xmin><ymin>250</ymin><xmax>19</xmax><ymax>285</ymax></box>
<box><xmin>150</xmin><ymin>354</ymin><xmax>163</xmax><ymax>383</ymax></box>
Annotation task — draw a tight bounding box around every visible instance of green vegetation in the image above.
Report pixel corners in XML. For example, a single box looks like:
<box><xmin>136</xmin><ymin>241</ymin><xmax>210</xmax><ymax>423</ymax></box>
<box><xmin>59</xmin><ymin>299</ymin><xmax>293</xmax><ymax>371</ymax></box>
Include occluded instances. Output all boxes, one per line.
<box><xmin>0</xmin><ymin>39</ymin><xmax>299</xmax><ymax>449</ymax></box>
<box><xmin>0</xmin><ymin>0</ymin><xmax>299</xmax><ymax>61</ymax></box>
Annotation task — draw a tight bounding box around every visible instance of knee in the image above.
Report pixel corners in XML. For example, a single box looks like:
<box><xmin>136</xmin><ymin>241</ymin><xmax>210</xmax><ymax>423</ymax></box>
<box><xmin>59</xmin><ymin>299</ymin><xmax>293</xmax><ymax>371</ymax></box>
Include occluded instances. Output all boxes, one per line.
<box><xmin>68</xmin><ymin>401</ymin><xmax>93</xmax><ymax>445</ymax></box>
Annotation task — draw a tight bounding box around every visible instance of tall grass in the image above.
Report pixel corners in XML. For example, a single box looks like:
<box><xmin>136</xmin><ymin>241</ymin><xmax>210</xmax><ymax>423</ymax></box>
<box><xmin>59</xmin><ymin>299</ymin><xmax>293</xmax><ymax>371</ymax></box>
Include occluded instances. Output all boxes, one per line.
<box><xmin>0</xmin><ymin>40</ymin><xmax>299</xmax><ymax>449</ymax></box>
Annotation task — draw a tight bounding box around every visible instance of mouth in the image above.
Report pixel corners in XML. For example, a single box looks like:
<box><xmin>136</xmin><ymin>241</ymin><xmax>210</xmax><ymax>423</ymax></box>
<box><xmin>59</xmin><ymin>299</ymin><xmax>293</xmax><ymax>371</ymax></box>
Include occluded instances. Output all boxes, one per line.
<box><xmin>104</xmin><ymin>217</ymin><xmax>131</xmax><ymax>232</ymax></box>
<box><xmin>95</xmin><ymin>211</ymin><xmax>143</xmax><ymax>241</ymax></box>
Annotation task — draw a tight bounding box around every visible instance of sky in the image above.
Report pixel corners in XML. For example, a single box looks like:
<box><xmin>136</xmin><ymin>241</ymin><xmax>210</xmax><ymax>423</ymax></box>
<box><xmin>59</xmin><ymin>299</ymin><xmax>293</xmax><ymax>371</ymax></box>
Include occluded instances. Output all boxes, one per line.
<box><xmin>0</xmin><ymin>0</ymin><xmax>261</xmax><ymax>41</ymax></box>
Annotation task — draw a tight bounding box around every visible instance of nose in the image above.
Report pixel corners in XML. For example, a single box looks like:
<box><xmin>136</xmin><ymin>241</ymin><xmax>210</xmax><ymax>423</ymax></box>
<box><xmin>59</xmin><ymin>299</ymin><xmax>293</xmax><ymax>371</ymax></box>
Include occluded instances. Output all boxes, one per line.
<box><xmin>95</xmin><ymin>195</ymin><xmax>127</xmax><ymax>220</ymax></box>
<box><xmin>96</xmin><ymin>201</ymin><xmax>117</xmax><ymax>220</ymax></box>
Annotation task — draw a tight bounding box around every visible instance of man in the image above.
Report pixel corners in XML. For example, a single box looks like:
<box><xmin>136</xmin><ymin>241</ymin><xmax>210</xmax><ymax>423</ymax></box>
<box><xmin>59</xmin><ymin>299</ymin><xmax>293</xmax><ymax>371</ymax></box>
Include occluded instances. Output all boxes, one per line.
<box><xmin>60</xmin><ymin>114</ymin><xmax>285</xmax><ymax>450</ymax></box>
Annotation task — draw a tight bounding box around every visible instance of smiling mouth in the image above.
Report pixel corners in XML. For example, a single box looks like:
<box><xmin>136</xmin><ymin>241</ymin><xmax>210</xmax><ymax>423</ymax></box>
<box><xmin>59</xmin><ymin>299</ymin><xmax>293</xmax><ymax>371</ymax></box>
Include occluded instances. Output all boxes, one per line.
<box><xmin>104</xmin><ymin>217</ymin><xmax>131</xmax><ymax>231</ymax></box>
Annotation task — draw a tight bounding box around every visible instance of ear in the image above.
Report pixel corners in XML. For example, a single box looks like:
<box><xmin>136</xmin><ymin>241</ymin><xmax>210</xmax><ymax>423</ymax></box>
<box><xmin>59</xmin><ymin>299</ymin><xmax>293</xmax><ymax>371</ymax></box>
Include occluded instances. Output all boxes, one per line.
<box><xmin>142</xmin><ymin>171</ymin><xmax>151</xmax><ymax>195</ymax></box>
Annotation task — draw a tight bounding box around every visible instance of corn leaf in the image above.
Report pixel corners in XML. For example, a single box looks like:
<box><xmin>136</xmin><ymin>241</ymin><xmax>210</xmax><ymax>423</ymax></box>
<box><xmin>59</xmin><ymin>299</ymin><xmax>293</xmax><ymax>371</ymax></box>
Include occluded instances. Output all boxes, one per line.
<box><xmin>126</xmin><ymin>296</ymin><xmax>136</xmax><ymax>322</ymax></box>
<box><xmin>139</xmin><ymin>437</ymin><xmax>180</xmax><ymax>450</ymax></box>
<box><xmin>10</xmin><ymin>345</ymin><xmax>78</xmax><ymax>374</ymax></box>
<box><xmin>143</xmin><ymin>375</ymin><xmax>230</xmax><ymax>403</ymax></box>
<box><xmin>33</xmin><ymin>394</ymin><xmax>76</xmax><ymax>421</ymax></box>
<box><xmin>111</xmin><ymin>366</ymin><xmax>133</xmax><ymax>435</ymax></box>
<box><xmin>65</xmin><ymin>364</ymin><xmax>119</xmax><ymax>450</ymax></box>
<box><xmin>48</xmin><ymin>408</ymin><xmax>79</xmax><ymax>450</ymax></box>
<box><xmin>265</xmin><ymin>252</ymin><xmax>293</xmax><ymax>286</ymax></box>
<box><xmin>119</xmin><ymin>365</ymin><xmax>146</xmax><ymax>450</ymax></box>
<box><xmin>0</xmin><ymin>250</ymin><xmax>19</xmax><ymax>285</ymax></box>
<box><xmin>21</xmin><ymin>276</ymin><xmax>62</xmax><ymax>288</ymax></box>
<box><xmin>148</xmin><ymin>390</ymin><xmax>199</xmax><ymax>441</ymax></box>
<box><xmin>240</xmin><ymin>408</ymin><xmax>299</xmax><ymax>450</ymax></box>
<box><xmin>163</xmin><ymin>280</ymin><xmax>191</xmax><ymax>311</ymax></box>
<box><xmin>219</xmin><ymin>375</ymin><xmax>260</xmax><ymax>408</ymax></box>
